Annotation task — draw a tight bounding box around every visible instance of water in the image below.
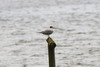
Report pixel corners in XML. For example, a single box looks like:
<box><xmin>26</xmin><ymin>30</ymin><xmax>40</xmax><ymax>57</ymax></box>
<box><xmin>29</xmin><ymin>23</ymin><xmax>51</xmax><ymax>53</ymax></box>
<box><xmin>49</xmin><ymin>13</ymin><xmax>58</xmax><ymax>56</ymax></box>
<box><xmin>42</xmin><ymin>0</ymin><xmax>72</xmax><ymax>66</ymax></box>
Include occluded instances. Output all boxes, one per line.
<box><xmin>0</xmin><ymin>1</ymin><xmax>100</xmax><ymax>67</ymax></box>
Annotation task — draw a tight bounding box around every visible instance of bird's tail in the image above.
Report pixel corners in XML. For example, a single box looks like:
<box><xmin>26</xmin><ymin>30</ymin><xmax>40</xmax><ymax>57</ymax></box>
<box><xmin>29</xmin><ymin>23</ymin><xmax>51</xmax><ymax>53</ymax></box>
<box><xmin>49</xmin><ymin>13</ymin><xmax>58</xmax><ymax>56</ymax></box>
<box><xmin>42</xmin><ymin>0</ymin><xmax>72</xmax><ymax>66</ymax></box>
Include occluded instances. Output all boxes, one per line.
<box><xmin>37</xmin><ymin>31</ymin><xmax>42</xmax><ymax>33</ymax></box>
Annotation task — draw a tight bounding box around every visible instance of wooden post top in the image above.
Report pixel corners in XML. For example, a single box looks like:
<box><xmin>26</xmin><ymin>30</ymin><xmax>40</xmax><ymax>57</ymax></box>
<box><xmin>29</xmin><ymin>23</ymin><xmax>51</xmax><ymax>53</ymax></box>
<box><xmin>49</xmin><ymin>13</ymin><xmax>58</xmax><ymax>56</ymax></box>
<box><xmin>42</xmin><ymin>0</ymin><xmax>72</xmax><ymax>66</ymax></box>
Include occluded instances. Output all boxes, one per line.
<box><xmin>46</xmin><ymin>37</ymin><xmax>56</xmax><ymax>48</ymax></box>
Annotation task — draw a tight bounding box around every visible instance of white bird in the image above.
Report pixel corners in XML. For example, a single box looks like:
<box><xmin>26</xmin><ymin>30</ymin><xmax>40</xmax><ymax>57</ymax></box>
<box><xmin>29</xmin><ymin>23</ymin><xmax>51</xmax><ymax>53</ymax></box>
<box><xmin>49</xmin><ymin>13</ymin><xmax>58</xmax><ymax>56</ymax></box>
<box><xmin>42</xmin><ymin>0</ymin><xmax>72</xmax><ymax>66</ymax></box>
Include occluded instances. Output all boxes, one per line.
<box><xmin>38</xmin><ymin>26</ymin><xmax>56</xmax><ymax>37</ymax></box>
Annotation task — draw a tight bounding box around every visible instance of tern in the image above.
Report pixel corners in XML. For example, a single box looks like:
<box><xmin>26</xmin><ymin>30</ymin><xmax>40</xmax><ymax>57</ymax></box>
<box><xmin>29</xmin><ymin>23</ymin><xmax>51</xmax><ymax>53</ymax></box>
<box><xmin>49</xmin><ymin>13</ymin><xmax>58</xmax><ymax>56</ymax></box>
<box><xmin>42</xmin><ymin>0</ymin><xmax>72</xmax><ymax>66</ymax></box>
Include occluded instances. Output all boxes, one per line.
<box><xmin>38</xmin><ymin>26</ymin><xmax>56</xmax><ymax>37</ymax></box>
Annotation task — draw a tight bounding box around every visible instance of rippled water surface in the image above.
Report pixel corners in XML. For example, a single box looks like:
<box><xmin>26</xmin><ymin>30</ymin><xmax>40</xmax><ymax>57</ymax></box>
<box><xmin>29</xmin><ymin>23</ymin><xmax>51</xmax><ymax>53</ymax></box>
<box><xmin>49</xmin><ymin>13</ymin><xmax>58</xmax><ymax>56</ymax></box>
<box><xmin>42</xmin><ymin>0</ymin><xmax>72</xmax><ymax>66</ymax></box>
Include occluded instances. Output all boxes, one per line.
<box><xmin>0</xmin><ymin>3</ymin><xmax>100</xmax><ymax>67</ymax></box>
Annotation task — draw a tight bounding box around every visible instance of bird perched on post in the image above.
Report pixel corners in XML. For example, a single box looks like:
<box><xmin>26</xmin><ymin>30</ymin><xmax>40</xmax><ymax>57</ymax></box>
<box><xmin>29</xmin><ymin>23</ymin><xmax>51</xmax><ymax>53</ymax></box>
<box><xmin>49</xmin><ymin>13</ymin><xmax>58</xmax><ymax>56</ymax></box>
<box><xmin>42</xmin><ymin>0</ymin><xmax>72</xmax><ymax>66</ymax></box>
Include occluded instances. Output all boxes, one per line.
<box><xmin>38</xmin><ymin>26</ymin><xmax>56</xmax><ymax>37</ymax></box>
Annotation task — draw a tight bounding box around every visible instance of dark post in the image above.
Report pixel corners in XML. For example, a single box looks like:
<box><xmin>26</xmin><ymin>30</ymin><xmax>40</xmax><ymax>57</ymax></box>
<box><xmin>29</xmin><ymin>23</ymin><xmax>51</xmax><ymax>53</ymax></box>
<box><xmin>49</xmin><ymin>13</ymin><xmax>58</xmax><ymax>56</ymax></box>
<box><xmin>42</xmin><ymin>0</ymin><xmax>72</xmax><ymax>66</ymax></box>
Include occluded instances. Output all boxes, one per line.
<box><xmin>46</xmin><ymin>37</ymin><xmax>56</xmax><ymax>67</ymax></box>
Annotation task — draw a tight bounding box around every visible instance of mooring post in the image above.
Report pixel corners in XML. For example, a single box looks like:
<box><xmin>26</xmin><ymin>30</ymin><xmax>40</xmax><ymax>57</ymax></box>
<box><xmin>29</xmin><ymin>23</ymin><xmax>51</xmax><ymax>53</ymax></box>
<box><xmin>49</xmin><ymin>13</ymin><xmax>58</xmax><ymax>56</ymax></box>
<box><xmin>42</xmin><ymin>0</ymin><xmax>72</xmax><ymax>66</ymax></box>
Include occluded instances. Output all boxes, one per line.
<box><xmin>46</xmin><ymin>37</ymin><xmax>56</xmax><ymax>67</ymax></box>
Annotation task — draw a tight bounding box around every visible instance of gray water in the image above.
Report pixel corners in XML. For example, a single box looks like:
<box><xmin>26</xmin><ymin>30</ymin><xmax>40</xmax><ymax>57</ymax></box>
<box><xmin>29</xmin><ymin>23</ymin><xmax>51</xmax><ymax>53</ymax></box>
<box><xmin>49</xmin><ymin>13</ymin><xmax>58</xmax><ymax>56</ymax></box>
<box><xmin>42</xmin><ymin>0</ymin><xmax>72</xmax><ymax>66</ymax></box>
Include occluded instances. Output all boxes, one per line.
<box><xmin>0</xmin><ymin>0</ymin><xmax>100</xmax><ymax>67</ymax></box>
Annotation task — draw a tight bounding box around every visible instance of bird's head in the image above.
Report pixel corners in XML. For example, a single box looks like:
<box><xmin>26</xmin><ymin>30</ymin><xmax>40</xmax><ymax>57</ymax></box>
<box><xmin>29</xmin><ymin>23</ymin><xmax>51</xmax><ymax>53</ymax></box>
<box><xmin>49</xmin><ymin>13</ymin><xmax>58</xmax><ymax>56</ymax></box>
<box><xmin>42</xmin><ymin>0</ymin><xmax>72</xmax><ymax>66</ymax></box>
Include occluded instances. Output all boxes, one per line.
<box><xmin>50</xmin><ymin>26</ymin><xmax>63</xmax><ymax>30</ymax></box>
<box><xmin>50</xmin><ymin>26</ymin><xmax>57</xmax><ymax>29</ymax></box>
<box><xmin>50</xmin><ymin>26</ymin><xmax>53</xmax><ymax>28</ymax></box>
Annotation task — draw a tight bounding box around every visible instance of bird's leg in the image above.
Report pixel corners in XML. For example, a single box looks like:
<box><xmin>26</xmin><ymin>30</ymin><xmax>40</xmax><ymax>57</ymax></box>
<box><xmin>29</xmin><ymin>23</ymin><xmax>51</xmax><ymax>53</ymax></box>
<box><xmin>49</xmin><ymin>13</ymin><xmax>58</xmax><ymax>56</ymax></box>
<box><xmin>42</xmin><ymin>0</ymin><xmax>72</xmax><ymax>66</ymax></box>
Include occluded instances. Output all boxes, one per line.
<box><xmin>48</xmin><ymin>35</ymin><xmax>50</xmax><ymax>37</ymax></box>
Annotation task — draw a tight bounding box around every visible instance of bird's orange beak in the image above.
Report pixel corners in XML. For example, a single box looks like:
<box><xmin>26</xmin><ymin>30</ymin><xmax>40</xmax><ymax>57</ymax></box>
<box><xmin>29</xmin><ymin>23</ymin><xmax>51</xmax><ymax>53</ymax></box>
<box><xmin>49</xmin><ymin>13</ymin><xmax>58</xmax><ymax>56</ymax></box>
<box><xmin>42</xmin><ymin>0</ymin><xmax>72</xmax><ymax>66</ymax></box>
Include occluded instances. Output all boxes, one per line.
<box><xmin>52</xmin><ymin>27</ymin><xmax>57</xmax><ymax>29</ymax></box>
<box><xmin>50</xmin><ymin>26</ymin><xmax>62</xmax><ymax>30</ymax></box>
<box><xmin>50</xmin><ymin>26</ymin><xmax>57</xmax><ymax>29</ymax></box>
